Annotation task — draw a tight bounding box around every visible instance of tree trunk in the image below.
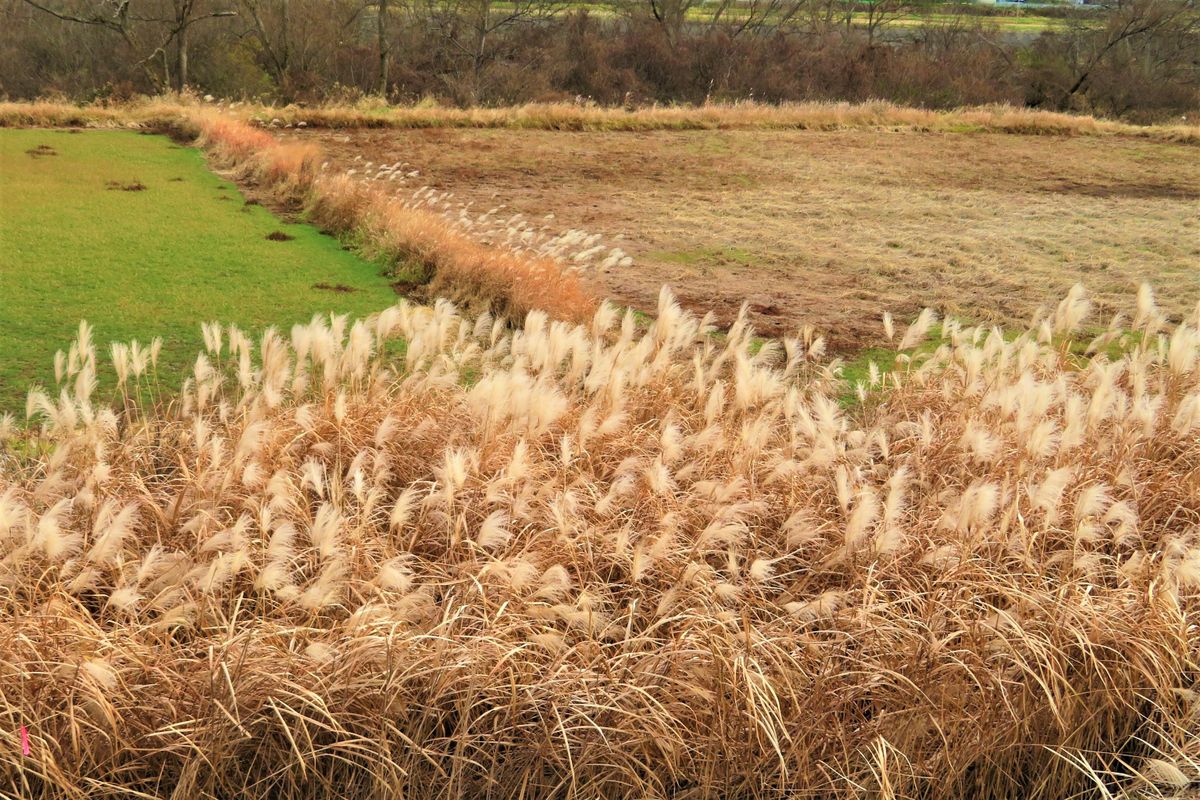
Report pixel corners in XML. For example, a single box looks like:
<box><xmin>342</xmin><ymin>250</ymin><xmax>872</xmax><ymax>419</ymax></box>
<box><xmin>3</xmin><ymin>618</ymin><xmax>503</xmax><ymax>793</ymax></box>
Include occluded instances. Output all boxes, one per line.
<box><xmin>472</xmin><ymin>26</ymin><xmax>487</xmax><ymax>104</ymax></box>
<box><xmin>377</xmin><ymin>0</ymin><xmax>390</xmax><ymax>97</ymax></box>
<box><xmin>177</xmin><ymin>23</ymin><xmax>189</xmax><ymax>91</ymax></box>
<box><xmin>281</xmin><ymin>0</ymin><xmax>290</xmax><ymax>70</ymax></box>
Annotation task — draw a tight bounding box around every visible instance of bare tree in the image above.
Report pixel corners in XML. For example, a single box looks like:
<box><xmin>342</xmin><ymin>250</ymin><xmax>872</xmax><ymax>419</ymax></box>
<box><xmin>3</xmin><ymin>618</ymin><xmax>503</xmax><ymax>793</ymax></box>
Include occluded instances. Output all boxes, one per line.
<box><xmin>417</xmin><ymin>0</ymin><xmax>564</xmax><ymax>101</ymax></box>
<box><xmin>620</xmin><ymin>0</ymin><xmax>814</xmax><ymax>47</ymax></box>
<box><xmin>795</xmin><ymin>0</ymin><xmax>847</xmax><ymax>37</ymax></box>
<box><xmin>707</xmin><ymin>0</ymin><xmax>809</xmax><ymax>38</ymax></box>
<box><xmin>170</xmin><ymin>0</ymin><xmax>237</xmax><ymax>90</ymax></box>
<box><xmin>640</xmin><ymin>0</ymin><xmax>695</xmax><ymax>40</ymax></box>
<box><xmin>20</xmin><ymin>0</ymin><xmax>157</xmax><ymax>85</ymax></box>
<box><xmin>1057</xmin><ymin>0</ymin><xmax>1197</xmax><ymax>107</ymax></box>
<box><xmin>236</xmin><ymin>0</ymin><xmax>290</xmax><ymax>87</ymax></box>
<box><xmin>234</xmin><ymin>0</ymin><xmax>366</xmax><ymax>98</ymax></box>
<box><xmin>21</xmin><ymin>0</ymin><xmax>235</xmax><ymax>90</ymax></box>
<box><xmin>856</xmin><ymin>0</ymin><xmax>921</xmax><ymax>46</ymax></box>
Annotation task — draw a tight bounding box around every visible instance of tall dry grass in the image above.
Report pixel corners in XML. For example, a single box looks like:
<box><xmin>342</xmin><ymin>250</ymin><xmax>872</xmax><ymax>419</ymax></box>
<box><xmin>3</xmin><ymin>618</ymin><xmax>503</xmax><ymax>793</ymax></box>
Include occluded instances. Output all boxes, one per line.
<box><xmin>1</xmin><ymin>284</ymin><xmax>1198</xmax><ymax>798</ymax></box>
<box><xmin>0</xmin><ymin>99</ymin><xmax>205</xmax><ymax>137</ymax></box>
<box><xmin>250</xmin><ymin>99</ymin><xmax>1200</xmax><ymax>142</ymax></box>
<box><xmin>3</xmin><ymin>98</ymin><xmax>1198</xmax><ymax>144</ymax></box>
<box><xmin>195</xmin><ymin>112</ymin><xmax>322</xmax><ymax>198</ymax></box>
<box><xmin>306</xmin><ymin>175</ymin><xmax>597</xmax><ymax>323</ymax></box>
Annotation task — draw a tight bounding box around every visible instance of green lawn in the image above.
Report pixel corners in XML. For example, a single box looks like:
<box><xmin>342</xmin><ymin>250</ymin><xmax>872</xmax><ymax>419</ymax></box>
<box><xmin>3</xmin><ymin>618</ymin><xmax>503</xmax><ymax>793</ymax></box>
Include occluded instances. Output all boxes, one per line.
<box><xmin>0</xmin><ymin>129</ymin><xmax>399</xmax><ymax>411</ymax></box>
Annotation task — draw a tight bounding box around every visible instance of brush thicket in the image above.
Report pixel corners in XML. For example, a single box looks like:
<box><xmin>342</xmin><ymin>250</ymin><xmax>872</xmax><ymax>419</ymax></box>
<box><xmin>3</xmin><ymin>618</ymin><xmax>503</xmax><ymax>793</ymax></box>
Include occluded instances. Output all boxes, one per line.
<box><xmin>1</xmin><ymin>285</ymin><xmax>1198</xmax><ymax>799</ymax></box>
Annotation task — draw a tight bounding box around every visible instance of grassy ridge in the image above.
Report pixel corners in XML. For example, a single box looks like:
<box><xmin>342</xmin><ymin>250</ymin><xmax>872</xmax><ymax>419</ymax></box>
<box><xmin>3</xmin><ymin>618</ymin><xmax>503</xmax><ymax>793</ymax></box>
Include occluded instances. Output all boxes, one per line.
<box><xmin>3</xmin><ymin>99</ymin><xmax>1197</xmax><ymax>143</ymax></box>
<box><xmin>0</xmin><ymin>129</ymin><xmax>398</xmax><ymax>409</ymax></box>
<box><xmin>242</xmin><ymin>101</ymin><xmax>1200</xmax><ymax>140</ymax></box>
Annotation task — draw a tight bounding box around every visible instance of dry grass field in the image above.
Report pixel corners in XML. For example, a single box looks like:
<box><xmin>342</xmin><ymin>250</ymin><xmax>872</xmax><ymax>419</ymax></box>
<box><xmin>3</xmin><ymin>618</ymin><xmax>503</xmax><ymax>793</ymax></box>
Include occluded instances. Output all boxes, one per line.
<box><xmin>285</xmin><ymin>126</ymin><xmax>1200</xmax><ymax>348</ymax></box>
<box><xmin>4</xmin><ymin>103</ymin><xmax>1200</xmax><ymax>799</ymax></box>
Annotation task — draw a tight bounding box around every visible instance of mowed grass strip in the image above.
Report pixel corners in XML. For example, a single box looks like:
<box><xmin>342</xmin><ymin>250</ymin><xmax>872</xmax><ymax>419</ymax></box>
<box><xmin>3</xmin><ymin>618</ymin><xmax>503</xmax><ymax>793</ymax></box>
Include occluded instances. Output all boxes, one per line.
<box><xmin>0</xmin><ymin>129</ymin><xmax>398</xmax><ymax>409</ymax></box>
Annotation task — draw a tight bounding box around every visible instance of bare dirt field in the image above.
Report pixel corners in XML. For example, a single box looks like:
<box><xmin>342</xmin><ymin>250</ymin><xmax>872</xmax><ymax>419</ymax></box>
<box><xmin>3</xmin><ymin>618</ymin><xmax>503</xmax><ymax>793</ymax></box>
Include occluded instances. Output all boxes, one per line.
<box><xmin>284</xmin><ymin>127</ymin><xmax>1200</xmax><ymax>349</ymax></box>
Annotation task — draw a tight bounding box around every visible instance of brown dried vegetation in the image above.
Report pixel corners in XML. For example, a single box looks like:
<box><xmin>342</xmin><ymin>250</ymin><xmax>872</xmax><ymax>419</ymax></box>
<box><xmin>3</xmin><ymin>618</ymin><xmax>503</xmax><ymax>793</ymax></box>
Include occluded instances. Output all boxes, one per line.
<box><xmin>0</xmin><ymin>285</ymin><xmax>1199</xmax><ymax>797</ymax></box>
<box><xmin>2</xmin><ymin>100</ymin><xmax>1199</xmax><ymax>799</ymax></box>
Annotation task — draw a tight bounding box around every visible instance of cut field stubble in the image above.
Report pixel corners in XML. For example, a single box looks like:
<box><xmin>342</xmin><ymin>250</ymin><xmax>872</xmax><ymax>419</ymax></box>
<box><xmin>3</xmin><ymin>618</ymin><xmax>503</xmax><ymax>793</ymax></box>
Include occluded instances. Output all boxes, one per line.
<box><xmin>286</xmin><ymin>126</ymin><xmax>1200</xmax><ymax>349</ymax></box>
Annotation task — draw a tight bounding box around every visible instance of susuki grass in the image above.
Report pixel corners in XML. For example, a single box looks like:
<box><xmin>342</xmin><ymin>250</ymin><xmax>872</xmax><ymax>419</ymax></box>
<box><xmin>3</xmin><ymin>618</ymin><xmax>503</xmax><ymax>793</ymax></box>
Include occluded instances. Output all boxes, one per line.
<box><xmin>0</xmin><ymin>283</ymin><xmax>1199</xmax><ymax>798</ymax></box>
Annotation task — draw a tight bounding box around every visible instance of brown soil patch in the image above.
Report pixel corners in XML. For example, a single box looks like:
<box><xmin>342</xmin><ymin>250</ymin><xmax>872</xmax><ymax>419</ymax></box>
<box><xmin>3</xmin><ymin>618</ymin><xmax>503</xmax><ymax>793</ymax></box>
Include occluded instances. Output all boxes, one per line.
<box><xmin>266</xmin><ymin>230</ymin><xmax>294</xmax><ymax>241</ymax></box>
<box><xmin>105</xmin><ymin>180</ymin><xmax>147</xmax><ymax>191</ymax></box>
<box><xmin>1040</xmin><ymin>180</ymin><xmax>1200</xmax><ymax>201</ymax></box>
<box><xmin>313</xmin><ymin>282</ymin><xmax>357</xmax><ymax>293</ymax></box>
<box><xmin>282</xmin><ymin>127</ymin><xmax>1200</xmax><ymax>350</ymax></box>
<box><xmin>391</xmin><ymin>279</ymin><xmax>428</xmax><ymax>297</ymax></box>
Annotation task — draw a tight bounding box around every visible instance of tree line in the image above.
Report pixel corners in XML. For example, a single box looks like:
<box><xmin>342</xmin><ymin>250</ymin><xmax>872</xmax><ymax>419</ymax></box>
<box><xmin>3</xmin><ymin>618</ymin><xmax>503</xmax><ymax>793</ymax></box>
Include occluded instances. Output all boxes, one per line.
<box><xmin>2</xmin><ymin>0</ymin><xmax>1197</xmax><ymax>119</ymax></box>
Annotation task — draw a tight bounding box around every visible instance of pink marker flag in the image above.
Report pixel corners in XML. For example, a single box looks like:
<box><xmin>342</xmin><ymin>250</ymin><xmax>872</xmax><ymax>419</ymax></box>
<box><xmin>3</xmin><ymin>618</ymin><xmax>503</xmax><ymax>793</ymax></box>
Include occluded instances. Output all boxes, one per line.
<box><xmin>19</xmin><ymin>725</ymin><xmax>29</xmax><ymax>756</ymax></box>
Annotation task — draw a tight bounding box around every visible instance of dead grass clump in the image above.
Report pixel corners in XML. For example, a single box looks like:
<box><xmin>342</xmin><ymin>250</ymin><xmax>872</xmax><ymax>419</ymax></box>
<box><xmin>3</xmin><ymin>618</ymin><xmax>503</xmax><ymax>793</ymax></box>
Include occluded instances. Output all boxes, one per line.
<box><xmin>256</xmin><ymin>141</ymin><xmax>322</xmax><ymax>194</ymax></box>
<box><xmin>0</xmin><ymin>97</ymin><xmax>204</xmax><ymax>137</ymax></box>
<box><xmin>1</xmin><ymin>101</ymin><xmax>123</xmax><ymax>128</ymax></box>
<box><xmin>265</xmin><ymin>230</ymin><xmax>294</xmax><ymax>241</ymax></box>
<box><xmin>196</xmin><ymin>115</ymin><xmax>320</xmax><ymax>201</ymax></box>
<box><xmin>421</xmin><ymin>229</ymin><xmax>596</xmax><ymax>322</ymax></box>
<box><xmin>195</xmin><ymin>114</ymin><xmax>276</xmax><ymax>161</ymax></box>
<box><xmin>24</xmin><ymin>144</ymin><xmax>57</xmax><ymax>157</ymax></box>
<box><xmin>305</xmin><ymin>171</ymin><xmax>374</xmax><ymax>236</ymax></box>
<box><xmin>0</xmin><ymin>285</ymin><xmax>1198</xmax><ymax>798</ymax></box>
<box><xmin>104</xmin><ymin>180</ymin><xmax>147</xmax><ymax>191</ymax></box>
